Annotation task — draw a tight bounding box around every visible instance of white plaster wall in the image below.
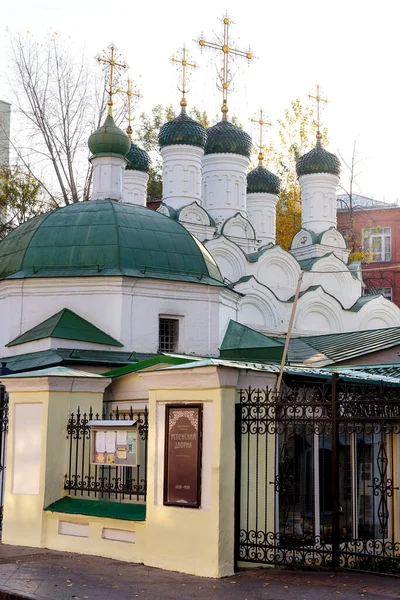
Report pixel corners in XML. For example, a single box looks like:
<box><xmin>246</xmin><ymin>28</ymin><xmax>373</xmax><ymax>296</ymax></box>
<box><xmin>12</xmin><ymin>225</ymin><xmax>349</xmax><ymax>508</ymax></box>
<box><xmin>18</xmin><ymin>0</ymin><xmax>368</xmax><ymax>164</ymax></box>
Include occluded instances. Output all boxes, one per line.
<box><xmin>246</xmin><ymin>192</ymin><xmax>278</xmax><ymax>245</ymax></box>
<box><xmin>90</xmin><ymin>156</ymin><xmax>127</xmax><ymax>202</ymax></box>
<box><xmin>0</xmin><ymin>277</ymin><xmax>239</xmax><ymax>358</ymax></box>
<box><xmin>301</xmin><ymin>256</ymin><xmax>362</xmax><ymax>309</ymax></box>
<box><xmin>123</xmin><ymin>171</ymin><xmax>148</xmax><ymax>206</ymax></box>
<box><xmin>161</xmin><ymin>145</ymin><xmax>203</xmax><ymax>210</ymax></box>
<box><xmin>299</xmin><ymin>172</ymin><xmax>339</xmax><ymax>234</ymax></box>
<box><xmin>202</xmin><ymin>154</ymin><xmax>249</xmax><ymax>221</ymax></box>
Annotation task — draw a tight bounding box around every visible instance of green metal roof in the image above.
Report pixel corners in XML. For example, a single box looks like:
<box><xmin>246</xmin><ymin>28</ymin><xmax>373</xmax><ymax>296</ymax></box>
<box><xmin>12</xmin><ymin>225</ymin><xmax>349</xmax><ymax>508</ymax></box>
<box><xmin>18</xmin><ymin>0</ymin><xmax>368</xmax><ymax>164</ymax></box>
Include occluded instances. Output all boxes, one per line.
<box><xmin>0</xmin><ymin>349</ymin><xmax>156</xmax><ymax>374</ymax></box>
<box><xmin>332</xmin><ymin>364</ymin><xmax>400</xmax><ymax>379</ymax></box>
<box><xmin>88</xmin><ymin>115</ymin><xmax>130</xmax><ymax>159</ymax></box>
<box><xmin>205</xmin><ymin>120</ymin><xmax>252</xmax><ymax>157</ymax></box>
<box><xmin>7</xmin><ymin>308</ymin><xmax>123</xmax><ymax>348</ymax></box>
<box><xmin>247</xmin><ymin>165</ymin><xmax>281</xmax><ymax>195</ymax></box>
<box><xmin>125</xmin><ymin>141</ymin><xmax>150</xmax><ymax>172</ymax></box>
<box><xmin>0</xmin><ymin>200</ymin><xmax>224</xmax><ymax>285</ymax></box>
<box><xmin>220</xmin><ymin>320</ymin><xmax>285</xmax><ymax>362</ymax></box>
<box><xmin>348</xmin><ymin>294</ymin><xmax>381</xmax><ymax>311</ymax></box>
<box><xmin>158</xmin><ymin>108</ymin><xmax>207</xmax><ymax>149</ymax></box>
<box><xmin>103</xmin><ymin>355</ymin><xmax>194</xmax><ymax>378</ymax></box>
<box><xmin>296</xmin><ymin>139</ymin><xmax>341</xmax><ymax>177</ymax></box>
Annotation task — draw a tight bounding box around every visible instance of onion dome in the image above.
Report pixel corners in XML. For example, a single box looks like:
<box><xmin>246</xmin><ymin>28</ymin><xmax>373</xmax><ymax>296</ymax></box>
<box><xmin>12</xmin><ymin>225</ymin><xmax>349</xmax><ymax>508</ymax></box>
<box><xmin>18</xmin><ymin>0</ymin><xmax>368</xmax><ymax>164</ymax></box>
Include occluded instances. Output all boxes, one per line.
<box><xmin>158</xmin><ymin>108</ymin><xmax>207</xmax><ymax>149</ymax></box>
<box><xmin>296</xmin><ymin>139</ymin><xmax>341</xmax><ymax>177</ymax></box>
<box><xmin>125</xmin><ymin>141</ymin><xmax>150</xmax><ymax>173</ymax></box>
<box><xmin>247</xmin><ymin>165</ymin><xmax>281</xmax><ymax>195</ymax></box>
<box><xmin>88</xmin><ymin>115</ymin><xmax>130</xmax><ymax>159</ymax></box>
<box><xmin>204</xmin><ymin>120</ymin><xmax>252</xmax><ymax>157</ymax></box>
<box><xmin>0</xmin><ymin>200</ymin><xmax>223</xmax><ymax>286</ymax></box>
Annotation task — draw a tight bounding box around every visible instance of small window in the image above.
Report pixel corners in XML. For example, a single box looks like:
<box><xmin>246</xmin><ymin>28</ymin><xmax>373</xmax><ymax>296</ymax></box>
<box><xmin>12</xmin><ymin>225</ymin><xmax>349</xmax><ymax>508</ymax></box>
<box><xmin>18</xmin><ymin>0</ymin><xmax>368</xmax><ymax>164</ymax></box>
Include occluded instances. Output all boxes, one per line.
<box><xmin>159</xmin><ymin>318</ymin><xmax>179</xmax><ymax>353</ymax></box>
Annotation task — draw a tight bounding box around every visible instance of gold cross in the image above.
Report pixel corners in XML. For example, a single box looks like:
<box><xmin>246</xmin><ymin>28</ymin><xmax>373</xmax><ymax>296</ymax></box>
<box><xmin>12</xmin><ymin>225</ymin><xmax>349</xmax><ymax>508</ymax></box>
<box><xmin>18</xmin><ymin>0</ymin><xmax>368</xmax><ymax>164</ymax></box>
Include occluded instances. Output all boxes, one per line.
<box><xmin>171</xmin><ymin>46</ymin><xmax>197</xmax><ymax>109</ymax></box>
<box><xmin>96</xmin><ymin>43</ymin><xmax>128</xmax><ymax>117</ymax></box>
<box><xmin>117</xmin><ymin>79</ymin><xmax>141</xmax><ymax>140</ymax></box>
<box><xmin>199</xmin><ymin>14</ymin><xmax>253</xmax><ymax>120</ymax></box>
<box><xmin>250</xmin><ymin>109</ymin><xmax>271</xmax><ymax>165</ymax></box>
<box><xmin>308</xmin><ymin>84</ymin><xmax>328</xmax><ymax>139</ymax></box>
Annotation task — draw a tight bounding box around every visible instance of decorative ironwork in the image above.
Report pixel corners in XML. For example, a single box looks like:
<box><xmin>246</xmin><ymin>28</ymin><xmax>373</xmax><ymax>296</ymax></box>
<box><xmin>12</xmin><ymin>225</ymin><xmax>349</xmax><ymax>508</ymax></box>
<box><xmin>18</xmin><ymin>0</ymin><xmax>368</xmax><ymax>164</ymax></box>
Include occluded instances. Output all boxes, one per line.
<box><xmin>64</xmin><ymin>405</ymin><xmax>148</xmax><ymax>502</ymax></box>
<box><xmin>0</xmin><ymin>384</ymin><xmax>9</xmax><ymax>531</ymax></box>
<box><xmin>235</xmin><ymin>377</ymin><xmax>400</xmax><ymax>576</ymax></box>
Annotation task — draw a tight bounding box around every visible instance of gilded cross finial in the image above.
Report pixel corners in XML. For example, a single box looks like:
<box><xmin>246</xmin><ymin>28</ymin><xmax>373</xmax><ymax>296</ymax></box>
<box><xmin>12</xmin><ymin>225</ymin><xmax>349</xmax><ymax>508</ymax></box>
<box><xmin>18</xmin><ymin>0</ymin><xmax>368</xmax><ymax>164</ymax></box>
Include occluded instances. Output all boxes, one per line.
<box><xmin>250</xmin><ymin>108</ymin><xmax>271</xmax><ymax>166</ymax></box>
<box><xmin>96</xmin><ymin>43</ymin><xmax>128</xmax><ymax>117</ymax></box>
<box><xmin>198</xmin><ymin>13</ymin><xmax>253</xmax><ymax>121</ymax></box>
<box><xmin>117</xmin><ymin>78</ymin><xmax>141</xmax><ymax>140</ymax></box>
<box><xmin>171</xmin><ymin>46</ymin><xmax>197</xmax><ymax>109</ymax></box>
<box><xmin>308</xmin><ymin>83</ymin><xmax>328</xmax><ymax>140</ymax></box>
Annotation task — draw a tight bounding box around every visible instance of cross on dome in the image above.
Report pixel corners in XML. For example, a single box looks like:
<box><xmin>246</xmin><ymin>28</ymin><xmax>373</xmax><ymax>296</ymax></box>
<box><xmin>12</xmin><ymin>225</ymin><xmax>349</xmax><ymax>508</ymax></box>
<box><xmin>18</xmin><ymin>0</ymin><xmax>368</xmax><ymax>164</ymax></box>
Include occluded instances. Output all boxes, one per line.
<box><xmin>171</xmin><ymin>46</ymin><xmax>197</xmax><ymax>109</ymax></box>
<box><xmin>117</xmin><ymin>78</ymin><xmax>141</xmax><ymax>140</ymax></box>
<box><xmin>95</xmin><ymin>43</ymin><xmax>129</xmax><ymax>117</ymax></box>
<box><xmin>308</xmin><ymin>83</ymin><xmax>328</xmax><ymax>140</ymax></box>
<box><xmin>250</xmin><ymin>109</ymin><xmax>271</xmax><ymax>166</ymax></box>
<box><xmin>198</xmin><ymin>13</ymin><xmax>253</xmax><ymax>120</ymax></box>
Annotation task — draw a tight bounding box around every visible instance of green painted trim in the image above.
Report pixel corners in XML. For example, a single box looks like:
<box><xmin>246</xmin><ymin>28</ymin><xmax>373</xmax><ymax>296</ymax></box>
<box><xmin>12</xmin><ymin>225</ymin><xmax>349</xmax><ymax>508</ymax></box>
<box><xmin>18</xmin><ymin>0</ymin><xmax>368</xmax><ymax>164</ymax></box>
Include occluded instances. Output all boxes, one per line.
<box><xmin>103</xmin><ymin>355</ymin><xmax>194</xmax><ymax>378</ymax></box>
<box><xmin>45</xmin><ymin>497</ymin><xmax>146</xmax><ymax>521</ymax></box>
<box><xmin>7</xmin><ymin>308</ymin><xmax>123</xmax><ymax>348</ymax></box>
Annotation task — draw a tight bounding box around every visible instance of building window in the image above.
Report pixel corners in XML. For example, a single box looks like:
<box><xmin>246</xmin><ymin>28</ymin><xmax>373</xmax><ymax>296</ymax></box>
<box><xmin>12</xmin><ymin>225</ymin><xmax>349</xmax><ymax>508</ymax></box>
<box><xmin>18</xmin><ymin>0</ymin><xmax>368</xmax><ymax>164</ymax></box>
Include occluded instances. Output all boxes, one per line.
<box><xmin>159</xmin><ymin>318</ymin><xmax>179</xmax><ymax>353</ymax></box>
<box><xmin>362</xmin><ymin>227</ymin><xmax>391</xmax><ymax>262</ymax></box>
<box><xmin>363</xmin><ymin>287</ymin><xmax>392</xmax><ymax>301</ymax></box>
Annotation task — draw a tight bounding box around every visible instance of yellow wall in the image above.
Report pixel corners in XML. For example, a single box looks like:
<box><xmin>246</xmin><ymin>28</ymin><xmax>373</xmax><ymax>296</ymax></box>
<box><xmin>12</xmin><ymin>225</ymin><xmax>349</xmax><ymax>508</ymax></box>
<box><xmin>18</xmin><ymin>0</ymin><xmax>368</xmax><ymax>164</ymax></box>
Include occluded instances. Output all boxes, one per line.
<box><xmin>3</xmin><ymin>377</ymin><xmax>107</xmax><ymax>548</ymax></box>
<box><xmin>143</xmin><ymin>385</ymin><xmax>236</xmax><ymax>578</ymax></box>
<box><xmin>45</xmin><ymin>511</ymin><xmax>146</xmax><ymax>563</ymax></box>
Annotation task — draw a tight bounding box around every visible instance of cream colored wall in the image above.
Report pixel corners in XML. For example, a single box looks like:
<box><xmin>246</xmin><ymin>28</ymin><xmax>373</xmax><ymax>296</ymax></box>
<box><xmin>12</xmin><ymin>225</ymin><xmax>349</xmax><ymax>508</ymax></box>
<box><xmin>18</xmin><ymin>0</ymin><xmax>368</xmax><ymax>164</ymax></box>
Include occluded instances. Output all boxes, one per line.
<box><xmin>45</xmin><ymin>511</ymin><xmax>146</xmax><ymax>563</ymax></box>
<box><xmin>143</xmin><ymin>384</ymin><xmax>237</xmax><ymax>578</ymax></box>
<box><xmin>2</xmin><ymin>376</ymin><xmax>109</xmax><ymax>549</ymax></box>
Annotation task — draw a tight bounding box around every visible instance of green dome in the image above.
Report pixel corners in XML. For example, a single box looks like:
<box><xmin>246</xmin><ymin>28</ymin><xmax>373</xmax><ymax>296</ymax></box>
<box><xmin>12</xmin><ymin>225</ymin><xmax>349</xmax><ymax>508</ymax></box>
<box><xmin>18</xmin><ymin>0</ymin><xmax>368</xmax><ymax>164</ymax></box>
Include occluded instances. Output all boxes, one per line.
<box><xmin>125</xmin><ymin>142</ymin><xmax>150</xmax><ymax>173</ymax></box>
<box><xmin>88</xmin><ymin>115</ymin><xmax>130</xmax><ymax>159</ymax></box>
<box><xmin>247</xmin><ymin>165</ymin><xmax>281</xmax><ymax>195</ymax></box>
<box><xmin>158</xmin><ymin>109</ymin><xmax>207</xmax><ymax>149</ymax></box>
<box><xmin>0</xmin><ymin>201</ymin><xmax>223</xmax><ymax>286</ymax></box>
<box><xmin>205</xmin><ymin>120</ymin><xmax>252</xmax><ymax>157</ymax></box>
<box><xmin>296</xmin><ymin>139</ymin><xmax>341</xmax><ymax>177</ymax></box>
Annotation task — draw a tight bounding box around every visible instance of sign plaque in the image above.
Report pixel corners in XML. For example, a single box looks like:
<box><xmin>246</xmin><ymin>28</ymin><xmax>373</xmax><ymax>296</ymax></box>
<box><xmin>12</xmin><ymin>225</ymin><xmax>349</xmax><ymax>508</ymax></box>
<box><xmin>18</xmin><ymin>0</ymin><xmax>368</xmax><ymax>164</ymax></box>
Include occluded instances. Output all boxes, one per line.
<box><xmin>164</xmin><ymin>404</ymin><xmax>202</xmax><ymax>508</ymax></box>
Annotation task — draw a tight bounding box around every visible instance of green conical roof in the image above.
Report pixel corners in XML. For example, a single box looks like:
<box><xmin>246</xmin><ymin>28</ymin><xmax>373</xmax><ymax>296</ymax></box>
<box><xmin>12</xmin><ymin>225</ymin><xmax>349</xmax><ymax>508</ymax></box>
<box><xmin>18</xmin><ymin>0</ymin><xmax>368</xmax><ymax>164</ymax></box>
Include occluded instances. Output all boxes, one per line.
<box><xmin>7</xmin><ymin>308</ymin><xmax>123</xmax><ymax>348</ymax></box>
<box><xmin>247</xmin><ymin>165</ymin><xmax>281</xmax><ymax>195</ymax></box>
<box><xmin>125</xmin><ymin>141</ymin><xmax>151</xmax><ymax>173</ymax></box>
<box><xmin>296</xmin><ymin>139</ymin><xmax>341</xmax><ymax>177</ymax></box>
<box><xmin>88</xmin><ymin>115</ymin><xmax>130</xmax><ymax>159</ymax></box>
<box><xmin>158</xmin><ymin>108</ymin><xmax>207</xmax><ymax>149</ymax></box>
<box><xmin>205</xmin><ymin>120</ymin><xmax>252</xmax><ymax>157</ymax></box>
<box><xmin>0</xmin><ymin>201</ymin><xmax>223</xmax><ymax>286</ymax></box>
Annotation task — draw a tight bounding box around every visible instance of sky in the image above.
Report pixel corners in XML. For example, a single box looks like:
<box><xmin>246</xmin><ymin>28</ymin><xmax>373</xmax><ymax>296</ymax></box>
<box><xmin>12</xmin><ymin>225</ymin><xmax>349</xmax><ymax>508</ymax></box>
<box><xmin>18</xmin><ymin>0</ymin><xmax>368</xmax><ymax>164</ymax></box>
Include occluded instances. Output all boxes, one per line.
<box><xmin>1</xmin><ymin>0</ymin><xmax>399</xmax><ymax>203</ymax></box>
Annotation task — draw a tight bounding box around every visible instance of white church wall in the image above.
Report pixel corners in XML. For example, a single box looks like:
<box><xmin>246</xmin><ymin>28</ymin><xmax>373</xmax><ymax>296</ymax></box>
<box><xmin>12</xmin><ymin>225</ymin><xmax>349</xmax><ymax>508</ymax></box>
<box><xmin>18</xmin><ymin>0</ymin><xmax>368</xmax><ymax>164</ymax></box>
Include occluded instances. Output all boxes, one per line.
<box><xmin>246</xmin><ymin>192</ymin><xmax>278</xmax><ymax>245</ymax></box>
<box><xmin>90</xmin><ymin>156</ymin><xmax>127</xmax><ymax>202</ymax></box>
<box><xmin>123</xmin><ymin>171</ymin><xmax>148</xmax><ymax>206</ymax></box>
<box><xmin>251</xmin><ymin>246</ymin><xmax>301</xmax><ymax>301</ymax></box>
<box><xmin>204</xmin><ymin>237</ymin><xmax>248</xmax><ymax>284</ymax></box>
<box><xmin>161</xmin><ymin>145</ymin><xmax>203</xmax><ymax>210</ymax></box>
<box><xmin>357</xmin><ymin>296</ymin><xmax>400</xmax><ymax>330</ymax></box>
<box><xmin>234</xmin><ymin>277</ymin><xmax>286</xmax><ymax>334</ymax></box>
<box><xmin>294</xmin><ymin>288</ymin><xmax>344</xmax><ymax>334</ymax></box>
<box><xmin>299</xmin><ymin>172</ymin><xmax>339</xmax><ymax>234</ymax></box>
<box><xmin>202</xmin><ymin>154</ymin><xmax>248</xmax><ymax>222</ymax></box>
<box><xmin>301</xmin><ymin>255</ymin><xmax>362</xmax><ymax>309</ymax></box>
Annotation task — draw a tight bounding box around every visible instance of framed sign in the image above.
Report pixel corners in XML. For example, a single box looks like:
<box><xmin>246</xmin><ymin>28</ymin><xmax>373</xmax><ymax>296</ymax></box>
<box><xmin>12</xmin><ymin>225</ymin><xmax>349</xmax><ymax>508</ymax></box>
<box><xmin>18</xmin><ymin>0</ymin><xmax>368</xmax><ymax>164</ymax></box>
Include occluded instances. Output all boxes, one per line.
<box><xmin>163</xmin><ymin>404</ymin><xmax>202</xmax><ymax>508</ymax></box>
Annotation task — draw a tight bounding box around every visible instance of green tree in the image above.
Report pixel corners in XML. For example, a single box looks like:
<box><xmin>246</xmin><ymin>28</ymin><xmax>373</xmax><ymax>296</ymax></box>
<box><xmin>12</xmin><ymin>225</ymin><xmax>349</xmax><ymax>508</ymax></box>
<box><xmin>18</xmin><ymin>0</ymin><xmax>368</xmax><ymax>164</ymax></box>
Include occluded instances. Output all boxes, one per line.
<box><xmin>0</xmin><ymin>165</ymin><xmax>50</xmax><ymax>238</ymax></box>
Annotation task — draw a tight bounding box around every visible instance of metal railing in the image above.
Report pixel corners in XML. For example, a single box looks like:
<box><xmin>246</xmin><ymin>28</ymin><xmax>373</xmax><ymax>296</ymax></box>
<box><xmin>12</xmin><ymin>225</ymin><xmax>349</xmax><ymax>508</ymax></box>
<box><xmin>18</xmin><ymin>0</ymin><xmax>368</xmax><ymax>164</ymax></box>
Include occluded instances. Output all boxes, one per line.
<box><xmin>64</xmin><ymin>406</ymin><xmax>148</xmax><ymax>502</ymax></box>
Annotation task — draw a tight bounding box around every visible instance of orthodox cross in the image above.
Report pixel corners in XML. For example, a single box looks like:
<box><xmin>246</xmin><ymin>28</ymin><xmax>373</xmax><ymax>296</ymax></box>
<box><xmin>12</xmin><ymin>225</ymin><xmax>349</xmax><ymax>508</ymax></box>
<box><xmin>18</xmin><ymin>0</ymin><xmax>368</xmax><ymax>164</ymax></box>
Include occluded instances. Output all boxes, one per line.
<box><xmin>171</xmin><ymin>46</ymin><xmax>197</xmax><ymax>109</ymax></box>
<box><xmin>199</xmin><ymin>14</ymin><xmax>253</xmax><ymax>120</ymax></box>
<box><xmin>308</xmin><ymin>84</ymin><xmax>328</xmax><ymax>139</ymax></box>
<box><xmin>250</xmin><ymin>109</ymin><xmax>271</xmax><ymax>166</ymax></box>
<box><xmin>117</xmin><ymin>79</ymin><xmax>141</xmax><ymax>139</ymax></box>
<box><xmin>96</xmin><ymin>43</ymin><xmax>128</xmax><ymax>117</ymax></box>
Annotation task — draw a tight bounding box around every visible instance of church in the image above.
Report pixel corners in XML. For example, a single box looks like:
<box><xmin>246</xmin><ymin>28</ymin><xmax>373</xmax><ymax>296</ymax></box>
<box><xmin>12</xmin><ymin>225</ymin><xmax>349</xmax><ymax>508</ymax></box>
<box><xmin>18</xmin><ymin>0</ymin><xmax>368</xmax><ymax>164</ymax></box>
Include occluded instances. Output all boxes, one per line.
<box><xmin>1</xmin><ymin>21</ymin><xmax>400</xmax><ymax>580</ymax></box>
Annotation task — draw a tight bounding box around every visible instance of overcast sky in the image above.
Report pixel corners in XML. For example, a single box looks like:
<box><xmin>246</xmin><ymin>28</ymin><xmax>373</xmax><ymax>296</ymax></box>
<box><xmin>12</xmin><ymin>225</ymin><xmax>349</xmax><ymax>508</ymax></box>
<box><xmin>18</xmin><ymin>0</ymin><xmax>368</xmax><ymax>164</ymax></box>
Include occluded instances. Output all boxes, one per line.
<box><xmin>1</xmin><ymin>0</ymin><xmax>399</xmax><ymax>203</ymax></box>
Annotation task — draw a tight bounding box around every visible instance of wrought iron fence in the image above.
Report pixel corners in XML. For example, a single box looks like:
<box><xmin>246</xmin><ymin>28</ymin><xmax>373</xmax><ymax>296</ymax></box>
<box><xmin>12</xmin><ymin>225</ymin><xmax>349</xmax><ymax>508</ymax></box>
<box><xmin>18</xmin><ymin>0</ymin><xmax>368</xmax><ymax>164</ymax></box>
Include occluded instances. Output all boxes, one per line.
<box><xmin>0</xmin><ymin>384</ymin><xmax>8</xmax><ymax>531</ymax></box>
<box><xmin>64</xmin><ymin>405</ymin><xmax>148</xmax><ymax>502</ymax></box>
<box><xmin>235</xmin><ymin>376</ymin><xmax>400</xmax><ymax>575</ymax></box>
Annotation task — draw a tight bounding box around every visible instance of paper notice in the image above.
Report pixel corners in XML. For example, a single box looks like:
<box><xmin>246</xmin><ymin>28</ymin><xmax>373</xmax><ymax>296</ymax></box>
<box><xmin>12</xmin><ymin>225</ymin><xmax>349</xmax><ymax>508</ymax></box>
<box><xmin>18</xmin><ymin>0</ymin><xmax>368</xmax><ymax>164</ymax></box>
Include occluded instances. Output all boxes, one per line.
<box><xmin>117</xmin><ymin>447</ymin><xmax>127</xmax><ymax>460</ymax></box>
<box><xmin>127</xmin><ymin>432</ymin><xmax>136</xmax><ymax>454</ymax></box>
<box><xmin>105</xmin><ymin>430</ymin><xmax>116</xmax><ymax>453</ymax></box>
<box><xmin>107</xmin><ymin>453</ymin><xmax>115</xmax><ymax>464</ymax></box>
<box><xmin>95</xmin><ymin>452</ymin><xmax>105</xmax><ymax>464</ymax></box>
<box><xmin>116</xmin><ymin>430</ymin><xmax>127</xmax><ymax>446</ymax></box>
<box><xmin>95</xmin><ymin>430</ymin><xmax>106</xmax><ymax>453</ymax></box>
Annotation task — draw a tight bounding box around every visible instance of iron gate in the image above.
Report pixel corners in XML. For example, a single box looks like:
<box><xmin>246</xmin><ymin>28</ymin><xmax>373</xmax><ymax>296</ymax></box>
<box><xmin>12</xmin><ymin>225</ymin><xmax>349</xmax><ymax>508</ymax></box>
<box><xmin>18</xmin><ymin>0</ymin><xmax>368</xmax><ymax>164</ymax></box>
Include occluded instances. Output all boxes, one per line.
<box><xmin>0</xmin><ymin>383</ymin><xmax>9</xmax><ymax>531</ymax></box>
<box><xmin>235</xmin><ymin>375</ymin><xmax>400</xmax><ymax>575</ymax></box>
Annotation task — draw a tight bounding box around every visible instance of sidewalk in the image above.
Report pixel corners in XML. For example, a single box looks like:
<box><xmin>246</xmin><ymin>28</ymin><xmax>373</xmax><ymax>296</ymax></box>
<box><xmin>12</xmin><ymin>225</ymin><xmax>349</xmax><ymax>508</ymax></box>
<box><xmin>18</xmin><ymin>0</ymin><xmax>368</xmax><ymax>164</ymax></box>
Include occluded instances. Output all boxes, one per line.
<box><xmin>1</xmin><ymin>543</ymin><xmax>400</xmax><ymax>600</ymax></box>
